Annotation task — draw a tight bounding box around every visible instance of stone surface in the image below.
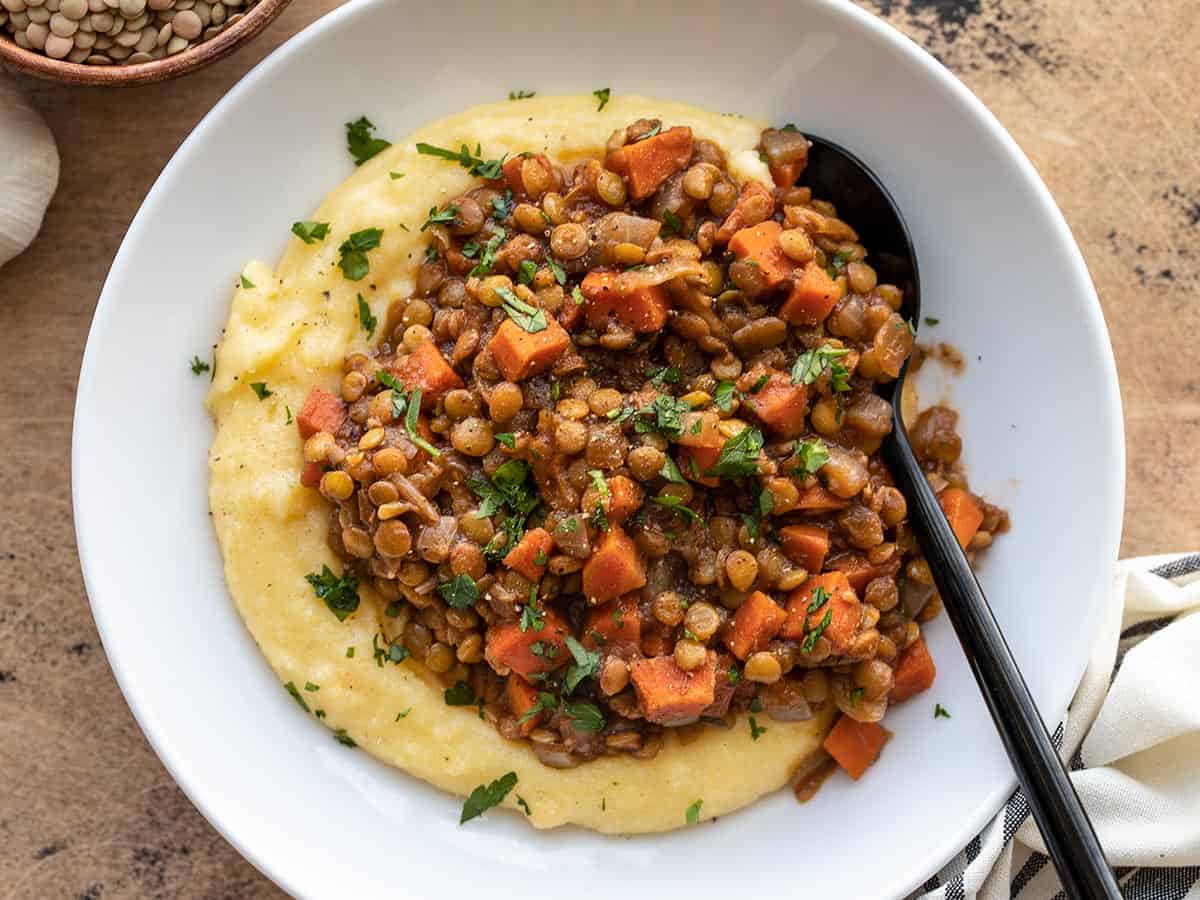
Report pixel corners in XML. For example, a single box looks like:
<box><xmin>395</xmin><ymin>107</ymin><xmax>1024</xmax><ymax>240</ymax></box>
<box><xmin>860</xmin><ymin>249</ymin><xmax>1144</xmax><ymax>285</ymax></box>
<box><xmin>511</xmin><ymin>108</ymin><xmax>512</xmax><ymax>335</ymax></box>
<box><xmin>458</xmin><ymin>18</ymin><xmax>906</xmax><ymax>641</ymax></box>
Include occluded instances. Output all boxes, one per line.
<box><xmin>0</xmin><ymin>0</ymin><xmax>1195</xmax><ymax>896</ymax></box>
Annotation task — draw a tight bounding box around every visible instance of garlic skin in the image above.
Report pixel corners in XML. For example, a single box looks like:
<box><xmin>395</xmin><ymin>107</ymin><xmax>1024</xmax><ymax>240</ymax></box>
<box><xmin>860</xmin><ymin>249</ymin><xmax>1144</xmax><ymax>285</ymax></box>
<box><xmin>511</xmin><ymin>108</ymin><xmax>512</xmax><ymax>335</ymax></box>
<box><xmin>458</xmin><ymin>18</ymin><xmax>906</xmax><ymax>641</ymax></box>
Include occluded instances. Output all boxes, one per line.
<box><xmin>0</xmin><ymin>73</ymin><xmax>59</xmax><ymax>272</ymax></box>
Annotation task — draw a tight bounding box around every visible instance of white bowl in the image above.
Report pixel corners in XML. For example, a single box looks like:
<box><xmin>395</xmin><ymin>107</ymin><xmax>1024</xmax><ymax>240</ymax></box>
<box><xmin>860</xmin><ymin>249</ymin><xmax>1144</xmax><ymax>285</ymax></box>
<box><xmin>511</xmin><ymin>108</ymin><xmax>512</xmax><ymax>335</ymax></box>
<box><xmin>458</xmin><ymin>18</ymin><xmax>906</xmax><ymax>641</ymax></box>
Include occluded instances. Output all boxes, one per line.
<box><xmin>73</xmin><ymin>1</ymin><xmax>1124</xmax><ymax>897</ymax></box>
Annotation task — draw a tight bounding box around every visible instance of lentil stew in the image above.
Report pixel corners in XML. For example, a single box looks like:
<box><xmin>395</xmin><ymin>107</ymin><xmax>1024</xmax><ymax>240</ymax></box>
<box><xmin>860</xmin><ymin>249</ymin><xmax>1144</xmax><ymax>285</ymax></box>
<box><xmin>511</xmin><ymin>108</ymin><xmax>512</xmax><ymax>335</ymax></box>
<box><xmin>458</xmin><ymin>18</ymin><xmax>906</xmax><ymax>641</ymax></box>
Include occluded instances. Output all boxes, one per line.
<box><xmin>292</xmin><ymin>113</ymin><xmax>1007</xmax><ymax>786</ymax></box>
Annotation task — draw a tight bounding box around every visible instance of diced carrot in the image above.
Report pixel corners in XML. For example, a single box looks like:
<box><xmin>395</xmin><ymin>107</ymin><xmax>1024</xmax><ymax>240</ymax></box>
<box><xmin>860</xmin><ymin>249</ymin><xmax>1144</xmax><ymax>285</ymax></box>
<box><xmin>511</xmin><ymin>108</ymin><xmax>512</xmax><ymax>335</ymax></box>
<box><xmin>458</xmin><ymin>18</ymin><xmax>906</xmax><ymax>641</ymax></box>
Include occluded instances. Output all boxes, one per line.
<box><xmin>715</xmin><ymin>181</ymin><xmax>774</xmax><ymax>244</ymax></box>
<box><xmin>505</xmin><ymin>675</ymin><xmax>544</xmax><ymax>736</ymax></box>
<box><xmin>780</xmin><ymin>572</ymin><xmax>862</xmax><ymax>654</ymax></box>
<box><xmin>769</xmin><ymin>158</ymin><xmax>805</xmax><ymax>190</ymax></box>
<box><xmin>779</xmin><ymin>261</ymin><xmax>841</xmax><ymax>326</ymax></box>
<box><xmin>744</xmin><ymin>370</ymin><xmax>809</xmax><ymax>438</ymax></box>
<box><xmin>677</xmin><ymin>444</ymin><xmax>721</xmax><ymax>487</ymax></box>
<box><xmin>778</xmin><ymin>524</ymin><xmax>830</xmax><ymax>573</ymax></box>
<box><xmin>891</xmin><ymin>637</ymin><xmax>937</xmax><ymax>703</ymax></box>
<box><xmin>677</xmin><ymin>411</ymin><xmax>723</xmax><ymax>448</ymax></box>
<box><xmin>486</xmin><ymin>317</ymin><xmax>571</xmax><ymax>382</ymax></box>
<box><xmin>500</xmin><ymin>153</ymin><xmax>554</xmax><ymax>202</ymax></box>
<box><xmin>826</xmin><ymin>553</ymin><xmax>901</xmax><ymax>594</ymax></box>
<box><xmin>823</xmin><ymin>715</ymin><xmax>889</xmax><ymax>780</ymax></box>
<box><xmin>484</xmin><ymin>610</ymin><xmax>570</xmax><ymax>679</ymax></box>
<box><xmin>724</xmin><ymin>590</ymin><xmax>787</xmax><ymax>660</ymax></box>
<box><xmin>296</xmin><ymin>387</ymin><xmax>345</xmax><ymax>439</ymax></box>
<box><xmin>582</xmin><ymin>594</ymin><xmax>642</xmax><ymax>653</ymax></box>
<box><xmin>299</xmin><ymin>461</ymin><xmax>324</xmax><ymax>488</ymax></box>
<box><xmin>390</xmin><ymin>340</ymin><xmax>464</xmax><ymax>407</ymax></box>
<box><xmin>580</xmin><ymin>270</ymin><xmax>670</xmax><ymax>333</ymax></box>
<box><xmin>605</xmin><ymin>126</ymin><xmax>694</xmax><ymax>202</ymax></box>
<box><xmin>728</xmin><ymin>221</ymin><xmax>797</xmax><ymax>290</ymax></box>
<box><xmin>604</xmin><ymin>475</ymin><xmax>644</xmax><ymax>525</ymax></box>
<box><xmin>939</xmin><ymin>487</ymin><xmax>984</xmax><ymax>549</ymax></box>
<box><xmin>629</xmin><ymin>651</ymin><xmax>716</xmax><ymax>726</ymax></box>
<box><xmin>503</xmin><ymin>527</ymin><xmax>554</xmax><ymax>582</ymax></box>
<box><xmin>581</xmin><ymin>526</ymin><xmax>647</xmax><ymax>601</ymax></box>
<box><xmin>795</xmin><ymin>484</ymin><xmax>850</xmax><ymax>513</ymax></box>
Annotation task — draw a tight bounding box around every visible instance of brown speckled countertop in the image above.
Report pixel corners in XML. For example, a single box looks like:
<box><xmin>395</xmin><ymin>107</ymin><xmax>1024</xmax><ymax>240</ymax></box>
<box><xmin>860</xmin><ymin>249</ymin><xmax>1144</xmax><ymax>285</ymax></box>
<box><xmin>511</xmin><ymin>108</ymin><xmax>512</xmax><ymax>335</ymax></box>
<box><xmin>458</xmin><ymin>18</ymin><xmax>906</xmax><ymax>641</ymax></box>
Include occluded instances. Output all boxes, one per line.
<box><xmin>0</xmin><ymin>1</ymin><xmax>1196</xmax><ymax>896</ymax></box>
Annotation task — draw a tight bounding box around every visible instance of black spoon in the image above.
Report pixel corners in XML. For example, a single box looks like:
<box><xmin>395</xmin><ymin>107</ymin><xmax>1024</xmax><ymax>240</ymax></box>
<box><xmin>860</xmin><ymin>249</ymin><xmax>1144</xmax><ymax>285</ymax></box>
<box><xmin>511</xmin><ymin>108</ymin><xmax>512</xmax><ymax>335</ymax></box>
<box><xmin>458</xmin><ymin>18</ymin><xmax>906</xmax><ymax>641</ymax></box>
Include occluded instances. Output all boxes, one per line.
<box><xmin>799</xmin><ymin>135</ymin><xmax>1121</xmax><ymax>900</ymax></box>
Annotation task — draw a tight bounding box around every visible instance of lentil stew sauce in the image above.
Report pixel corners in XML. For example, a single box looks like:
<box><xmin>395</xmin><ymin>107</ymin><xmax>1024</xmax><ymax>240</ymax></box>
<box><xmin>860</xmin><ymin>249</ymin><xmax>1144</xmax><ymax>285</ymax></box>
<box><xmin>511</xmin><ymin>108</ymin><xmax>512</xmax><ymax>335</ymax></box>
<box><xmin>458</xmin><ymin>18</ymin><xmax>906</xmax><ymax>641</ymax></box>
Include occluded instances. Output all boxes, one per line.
<box><xmin>294</xmin><ymin>116</ymin><xmax>1006</xmax><ymax>785</ymax></box>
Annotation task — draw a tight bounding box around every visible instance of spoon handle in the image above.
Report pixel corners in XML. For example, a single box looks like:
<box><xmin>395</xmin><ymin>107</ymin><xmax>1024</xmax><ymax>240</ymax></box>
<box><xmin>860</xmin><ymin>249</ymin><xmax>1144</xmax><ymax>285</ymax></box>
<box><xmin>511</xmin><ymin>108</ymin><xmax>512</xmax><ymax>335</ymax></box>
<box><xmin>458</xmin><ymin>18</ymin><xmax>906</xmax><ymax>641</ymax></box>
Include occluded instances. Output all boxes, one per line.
<box><xmin>882</xmin><ymin>422</ymin><xmax>1122</xmax><ymax>900</ymax></box>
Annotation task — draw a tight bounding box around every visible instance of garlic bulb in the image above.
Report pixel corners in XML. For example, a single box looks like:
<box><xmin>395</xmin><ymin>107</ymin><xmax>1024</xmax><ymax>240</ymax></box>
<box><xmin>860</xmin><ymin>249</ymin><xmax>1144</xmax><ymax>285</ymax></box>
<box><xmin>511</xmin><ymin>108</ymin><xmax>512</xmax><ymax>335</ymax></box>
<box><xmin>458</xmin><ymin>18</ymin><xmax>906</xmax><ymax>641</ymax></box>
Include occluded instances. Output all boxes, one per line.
<box><xmin>0</xmin><ymin>73</ymin><xmax>59</xmax><ymax>272</ymax></box>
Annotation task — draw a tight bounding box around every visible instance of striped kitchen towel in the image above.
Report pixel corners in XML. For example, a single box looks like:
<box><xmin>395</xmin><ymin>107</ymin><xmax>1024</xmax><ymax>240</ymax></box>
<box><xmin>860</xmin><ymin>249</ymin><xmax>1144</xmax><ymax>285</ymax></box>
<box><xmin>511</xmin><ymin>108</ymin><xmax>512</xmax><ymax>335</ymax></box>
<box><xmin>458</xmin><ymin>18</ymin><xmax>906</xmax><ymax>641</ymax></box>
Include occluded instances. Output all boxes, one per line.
<box><xmin>912</xmin><ymin>554</ymin><xmax>1200</xmax><ymax>900</ymax></box>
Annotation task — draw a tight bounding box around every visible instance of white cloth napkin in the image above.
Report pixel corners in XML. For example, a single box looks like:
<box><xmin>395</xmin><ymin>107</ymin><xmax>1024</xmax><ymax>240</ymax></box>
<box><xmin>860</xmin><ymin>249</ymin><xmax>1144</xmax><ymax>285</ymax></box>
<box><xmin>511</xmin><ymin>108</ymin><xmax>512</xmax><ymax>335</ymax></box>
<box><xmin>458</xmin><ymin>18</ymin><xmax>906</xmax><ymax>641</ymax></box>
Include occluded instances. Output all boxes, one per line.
<box><xmin>912</xmin><ymin>553</ymin><xmax>1200</xmax><ymax>900</ymax></box>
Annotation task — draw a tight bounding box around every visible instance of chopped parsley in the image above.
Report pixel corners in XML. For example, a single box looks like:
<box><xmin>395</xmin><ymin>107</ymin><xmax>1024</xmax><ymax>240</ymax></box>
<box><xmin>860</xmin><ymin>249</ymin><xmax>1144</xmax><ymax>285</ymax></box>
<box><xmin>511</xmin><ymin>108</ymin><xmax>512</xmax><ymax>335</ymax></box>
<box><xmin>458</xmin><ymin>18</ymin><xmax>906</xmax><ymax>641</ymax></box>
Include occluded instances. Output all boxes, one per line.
<box><xmin>517</xmin><ymin>690</ymin><xmax>558</xmax><ymax>726</ymax></box>
<box><xmin>333</xmin><ymin>728</ymin><xmax>357</xmax><ymax>747</ymax></box>
<box><xmin>337</xmin><ymin>227</ymin><xmax>383</xmax><ymax>281</ymax></box>
<box><xmin>249</xmin><ymin>382</ymin><xmax>272</xmax><ymax>400</ymax></box>
<box><xmin>593</xmin><ymin>87</ymin><xmax>611</xmax><ymax>111</ymax></box>
<box><xmin>240</xmin><ymin>274</ymin><xmax>255</xmax><ymax>289</ymax></box>
<box><xmin>346</xmin><ymin>646</ymin><xmax>355</xmax><ymax>658</ymax></box>
<box><xmin>377</xmin><ymin>373</ymin><xmax>442</xmax><ymax>458</ymax></box>
<box><xmin>345</xmin><ymin>116</ymin><xmax>391</xmax><ymax>165</ymax></box>
<box><xmin>925</xmin><ymin>316</ymin><xmax>940</xmax><ymax>326</ymax></box>
<box><xmin>748</xmin><ymin>374</ymin><xmax>770</xmax><ymax>394</ymax></box>
<box><xmin>571</xmin><ymin>285</ymin><xmax>585</xmax><ymax>306</ymax></box>
<box><xmin>460</xmin><ymin>772</ymin><xmax>518</xmax><ymax>824</ymax></box>
<box><xmin>749</xmin><ymin>716</ymin><xmax>767</xmax><ymax>740</ymax></box>
<box><xmin>825</xmin><ymin>248</ymin><xmax>856</xmax><ymax>279</ymax></box>
<box><xmin>508</xmin><ymin>89</ymin><xmax>536</xmax><ymax>100</ymax></box>
<box><xmin>706</xmin><ymin>426</ymin><xmax>764</xmax><ymax>478</ymax></box>
<box><xmin>935</xmin><ymin>703</ymin><xmax>952</xmax><ymax>719</ymax></box>
<box><xmin>685</xmin><ymin>799</ymin><xmax>703</xmax><ymax>825</ymax></box>
<box><xmin>444</xmin><ymin>681</ymin><xmax>477</xmax><ymax>706</ymax></box>
<box><xmin>727</xmin><ymin>667</ymin><xmax>741</xmax><ymax>685</ymax></box>
<box><xmin>470</xmin><ymin>459</ymin><xmax>540</xmax><ymax>561</ymax></box>
<box><xmin>556</xmin><ymin>517</ymin><xmax>580</xmax><ymax>534</ymax></box>
<box><xmin>849</xmin><ymin>687</ymin><xmax>865</xmax><ymax>707</ymax></box>
<box><xmin>519</xmin><ymin>590</ymin><xmax>546</xmax><ymax>633</ymax></box>
<box><xmin>285</xmin><ymin>405</ymin><xmax>293</xmax><ymax>425</ymax></box>
<box><xmin>304</xmin><ymin>682</ymin><xmax>320</xmax><ymax>692</ymax></box>
<box><xmin>791</xmin><ymin>345</ymin><xmax>851</xmax><ymax>392</ymax></box>
<box><xmin>645</xmin><ymin>365</ymin><xmax>682</xmax><ymax>386</ymax></box>
<box><xmin>305</xmin><ymin>565</ymin><xmax>360</xmax><ymax>621</ymax></box>
<box><xmin>395</xmin><ymin>707</ymin><xmax>412</xmax><ymax>721</ymax></box>
<box><xmin>389</xmin><ymin>171</ymin><xmax>405</xmax><ymax>180</ymax></box>
<box><xmin>517</xmin><ymin>259</ymin><xmax>538</xmax><ymax>285</ymax></box>
<box><xmin>793</xmin><ymin>438</ymin><xmax>830</xmax><ymax>476</ymax></box>
<box><xmin>808</xmin><ymin>586</ymin><xmax>831</xmax><ymax>613</ymax></box>
<box><xmin>632</xmin><ymin>395</ymin><xmax>692</xmax><ymax>441</ymax></box>
<box><xmin>356</xmin><ymin>294</ymin><xmax>377</xmax><ymax>337</ymax></box>
<box><xmin>291</xmin><ymin>220</ymin><xmax>330</xmax><ymax>244</ymax></box>
<box><xmin>659</xmin><ymin>454</ymin><xmax>686</xmax><ymax>485</ymax></box>
<box><xmin>651</xmin><ymin>494</ymin><xmax>699</xmax><ymax>522</ymax></box>
<box><xmin>421</xmin><ymin>204</ymin><xmax>460</xmax><ymax>231</ymax></box>
<box><xmin>495</xmin><ymin>432</ymin><xmax>516</xmax><ymax>449</ymax></box>
<box><xmin>563</xmin><ymin>700</ymin><xmax>605</xmax><ymax>732</ymax></box>
<box><xmin>468</xmin><ymin>228</ymin><xmax>506</xmax><ymax>277</ymax></box>
<box><xmin>634</xmin><ymin>122</ymin><xmax>662</xmax><ymax>142</ymax></box>
<box><xmin>529</xmin><ymin>640</ymin><xmax>558</xmax><ymax>659</ymax></box>
<box><xmin>661</xmin><ymin>208</ymin><xmax>683</xmax><ymax>236</ymax></box>
<box><xmin>491</xmin><ymin>189</ymin><xmax>515</xmax><ymax>221</ymax></box>
<box><xmin>548</xmin><ymin>259</ymin><xmax>567</xmax><ymax>285</ymax></box>
<box><xmin>563</xmin><ymin>636</ymin><xmax>601</xmax><ymax>694</ymax></box>
<box><xmin>713</xmin><ymin>380</ymin><xmax>736</xmax><ymax>412</ymax></box>
<box><xmin>742</xmin><ymin>479</ymin><xmax>774</xmax><ymax>540</ymax></box>
<box><xmin>189</xmin><ymin>355</ymin><xmax>210</xmax><ymax>376</ymax></box>
<box><xmin>284</xmin><ymin>681</ymin><xmax>310</xmax><ymax>713</ymax></box>
<box><xmin>516</xmin><ymin>795</ymin><xmax>532</xmax><ymax>816</ymax></box>
<box><xmin>438</xmin><ymin>573</ymin><xmax>479</xmax><ymax>610</ymax></box>
<box><xmin>495</xmin><ymin>285</ymin><xmax>548</xmax><ymax>333</ymax></box>
<box><xmin>801</xmin><ymin>607</ymin><xmax>833</xmax><ymax>653</ymax></box>
<box><xmin>415</xmin><ymin>141</ymin><xmax>506</xmax><ymax>180</ymax></box>
<box><xmin>372</xmin><ymin>632</ymin><xmax>410</xmax><ymax>667</ymax></box>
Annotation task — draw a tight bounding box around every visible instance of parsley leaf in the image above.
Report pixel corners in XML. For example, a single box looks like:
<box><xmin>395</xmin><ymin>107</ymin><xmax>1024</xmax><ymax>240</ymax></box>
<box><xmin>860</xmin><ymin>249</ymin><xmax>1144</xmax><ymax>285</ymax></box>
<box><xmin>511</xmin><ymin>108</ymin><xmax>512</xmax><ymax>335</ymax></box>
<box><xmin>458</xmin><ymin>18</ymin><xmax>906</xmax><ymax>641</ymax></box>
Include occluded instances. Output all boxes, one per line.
<box><xmin>634</xmin><ymin>122</ymin><xmax>662</xmax><ymax>142</ymax></box>
<box><xmin>713</xmin><ymin>380</ymin><xmax>736</xmax><ymax>412</ymax></box>
<box><xmin>651</xmin><ymin>494</ymin><xmax>699</xmax><ymax>521</ymax></box>
<box><xmin>495</xmin><ymin>432</ymin><xmax>516</xmax><ymax>449</ymax></box>
<box><xmin>593</xmin><ymin>87</ymin><xmax>611</xmax><ymax>111</ymax></box>
<box><xmin>518</xmin><ymin>259</ymin><xmax>538</xmax><ymax>285</ymax></box>
<box><xmin>633</xmin><ymin>395</ymin><xmax>692</xmax><ymax>441</ymax></box>
<box><xmin>337</xmin><ymin>228</ymin><xmax>383</xmax><ymax>281</ymax></box>
<box><xmin>377</xmin><ymin>373</ymin><xmax>442</xmax><ymax>458</ymax></box>
<box><xmin>416</xmin><ymin>141</ymin><xmax>506</xmax><ymax>179</ymax></box>
<box><xmin>356</xmin><ymin>294</ymin><xmax>377</xmax><ymax>337</ymax></box>
<box><xmin>807</xmin><ymin>585</ymin><xmax>831</xmax><ymax>614</ymax></box>
<box><xmin>495</xmin><ymin>286</ymin><xmax>548</xmax><ymax>333</ymax></box>
<box><xmin>189</xmin><ymin>355</ymin><xmax>210</xmax><ymax>376</ymax></box>
<box><xmin>659</xmin><ymin>454</ymin><xmax>685</xmax><ymax>484</ymax></box>
<box><xmin>421</xmin><ymin>205</ymin><xmax>460</xmax><ymax>231</ymax></box>
<box><xmin>249</xmin><ymin>382</ymin><xmax>272</xmax><ymax>400</ymax></box>
<box><xmin>284</xmin><ymin>681</ymin><xmax>310</xmax><ymax>713</ymax></box>
<box><xmin>389</xmin><ymin>171</ymin><xmax>405</xmax><ymax>180</ymax></box>
<box><xmin>491</xmin><ymin>189</ymin><xmax>514</xmax><ymax>221</ymax></box>
<box><xmin>935</xmin><ymin>703</ymin><xmax>952</xmax><ymax>719</ymax></box>
<box><xmin>396</xmin><ymin>707</ymin><xmax>412</xmax><ymax>720</ymax></box>
<box><xmin>749</xmin><ymin>716</ymin><xmax>767</xmax><ymax>740</ymax></box>
<box><xmin>346</xmin><ymin>116</ymin><xmax>391</xmax><ymax>166</ymax></box>
<box><xmin>685</xmin><ymin>799</ymin><xmax>703</xmax><ymax>825</ymax></box>
<box><xmin>444</xmin><ymin>681</ymin><xmax>477</xmax><ymax>706</ymax></box>
<box><xmin>519</xmin><ymin>588</ymin><xmax>545</xmax><ymax>633</ymax></box>
<box><xmin>304</xmin><ymin>566</ymin><xmax>360</xmax><ymax>624</ymax></box>
<box><xmin>517</xmin><ymin>691</ymin><xmax>558</xmax><ymax>726</ymax></box>
<box><xmin>646</xmin><ymin>365</ymin><xmax>682</xmax><ymax>386</ymax></box>
<box><xmin>508</xmin><ymin>90</ymin><xmax>536</xmax><ymax>100</ymax></box>
<box><xmin>468</xmin><ymin>228</ymin><xmax>506</xmax><ymax>277</ymax></box>
<box><xmin>291</xmin><ymin>220</ymin><xmax>330</xmax><ymax>244</ymax></box>
<box><xmin>438</xmin><ymin>573</ymin><xmax>479</xmax><ymax>610</ymax></box>
<box><xmin>548</xmin><ymin>260</ymin><xmax>567</xmax><ymax>285</ymax></box>
<box><xmin>333</xmin><ymin>728</ymin><xmax>357</xmax><ymax>747</ymax></box>
<box><xmin>516</xmin><ymin>795</ymin><xmax>532</xmax><ymax>815</ymax></box>
<box><xmin>661</xmin><ymin>208</ymin><xmax>683</xmax><ymax>236</ymax></box>
<box><xmin>563</xmin><ymin>700</ymin><xmax>606</xmax><ymax>732</ymax></box>
<box><xmin>801</xmin><ymin>607</ymin><xmax>833</xmax><ymax>653</ymax></box>
<box><xmin>850</xmin><ymin>687</ymin><xmax>866</xmax><ymax>707</ymax></box>
<box><xmin>238</xmin><ymin>274</ymin><xmax>256</xmax><ymax>289</ymax></box>
<box><xmin>791</xmin><ymin>345</ymin><xmax>851</xmax><ymax>391</ymax></box>
<box><xmin>925</xmin><ymin>316</ymin><xmax>940</xmax><ymax>326</ymax></box>
<box><xmin>563</xmin><ymin>636</ymin><xmax>602</xmax><ymax>694</ymax></box>
<box><xmin>706</xmin><ymin>427</ymin><xmax>764</xmax><ymax>479</ymax></box>
<box><xmin>461</xmin><ymin>771</ymin><xmax>519</xmax><ymax>823</ymax></box>
<box><xmin>793</xmin><ymin>438</ymin><xmax>830</xmax><ymax>476</ymax></box>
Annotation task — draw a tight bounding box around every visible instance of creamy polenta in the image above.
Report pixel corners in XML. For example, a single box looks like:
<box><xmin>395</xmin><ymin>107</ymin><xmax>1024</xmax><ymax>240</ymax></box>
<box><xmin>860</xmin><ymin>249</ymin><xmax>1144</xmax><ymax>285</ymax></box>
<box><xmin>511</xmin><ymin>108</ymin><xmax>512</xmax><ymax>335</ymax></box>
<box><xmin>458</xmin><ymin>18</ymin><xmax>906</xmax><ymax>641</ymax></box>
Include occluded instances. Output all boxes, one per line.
<box><xmin>208</xmin><ymin>95</ymin><xmax>857</xmax><ymax>833</ymax></box>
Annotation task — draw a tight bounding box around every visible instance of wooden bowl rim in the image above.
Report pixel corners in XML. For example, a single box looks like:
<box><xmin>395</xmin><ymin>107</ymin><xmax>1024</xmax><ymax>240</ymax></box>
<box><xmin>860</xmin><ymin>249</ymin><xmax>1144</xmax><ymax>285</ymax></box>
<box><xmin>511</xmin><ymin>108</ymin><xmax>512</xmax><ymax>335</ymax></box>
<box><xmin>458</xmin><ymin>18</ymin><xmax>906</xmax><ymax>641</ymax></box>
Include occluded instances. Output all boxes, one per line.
<box><xmin>0</xmin><ymin>0</ymin><xmax>292</xmax><ymax>86</ymax></box>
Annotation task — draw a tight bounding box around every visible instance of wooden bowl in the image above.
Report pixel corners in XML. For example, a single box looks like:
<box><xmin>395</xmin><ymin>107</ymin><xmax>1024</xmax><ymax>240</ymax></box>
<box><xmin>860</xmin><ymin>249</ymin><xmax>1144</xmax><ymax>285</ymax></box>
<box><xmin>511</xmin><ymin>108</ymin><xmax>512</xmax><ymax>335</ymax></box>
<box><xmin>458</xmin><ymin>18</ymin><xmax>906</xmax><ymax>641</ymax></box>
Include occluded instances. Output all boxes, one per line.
<box><xmin>0</xmin><ymin>0</ymin><xmax>292</xmax><ymax>86</ymax></box>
